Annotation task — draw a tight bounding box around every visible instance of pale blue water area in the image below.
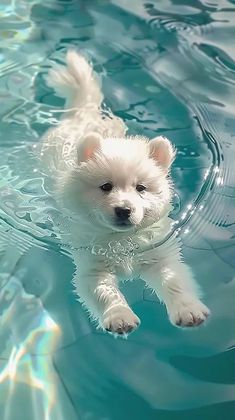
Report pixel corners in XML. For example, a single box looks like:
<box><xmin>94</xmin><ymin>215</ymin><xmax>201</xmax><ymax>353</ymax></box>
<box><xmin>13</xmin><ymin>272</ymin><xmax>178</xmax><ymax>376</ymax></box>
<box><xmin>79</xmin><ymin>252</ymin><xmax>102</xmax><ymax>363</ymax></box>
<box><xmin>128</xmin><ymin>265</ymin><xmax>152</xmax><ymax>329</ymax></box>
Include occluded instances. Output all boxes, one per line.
<box><xmin>0</xmin><ymin>0</ymin><xmax>235</xmax><ymax>419</ymax></box>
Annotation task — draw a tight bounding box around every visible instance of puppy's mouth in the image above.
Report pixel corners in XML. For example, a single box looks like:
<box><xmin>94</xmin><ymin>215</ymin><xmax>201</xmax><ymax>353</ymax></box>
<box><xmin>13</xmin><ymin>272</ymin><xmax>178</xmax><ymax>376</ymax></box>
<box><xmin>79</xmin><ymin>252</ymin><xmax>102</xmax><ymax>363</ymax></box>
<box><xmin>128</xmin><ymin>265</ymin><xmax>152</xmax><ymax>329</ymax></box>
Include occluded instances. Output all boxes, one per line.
<box><xmin>112</xmin><ymin>219</ymin><xmax>135</xmax><ymax>231</ymax></box>
<box><xmin>97</xmin><ymin>213</ymin><xmax>138</xmax><ymax>232</ymax></box>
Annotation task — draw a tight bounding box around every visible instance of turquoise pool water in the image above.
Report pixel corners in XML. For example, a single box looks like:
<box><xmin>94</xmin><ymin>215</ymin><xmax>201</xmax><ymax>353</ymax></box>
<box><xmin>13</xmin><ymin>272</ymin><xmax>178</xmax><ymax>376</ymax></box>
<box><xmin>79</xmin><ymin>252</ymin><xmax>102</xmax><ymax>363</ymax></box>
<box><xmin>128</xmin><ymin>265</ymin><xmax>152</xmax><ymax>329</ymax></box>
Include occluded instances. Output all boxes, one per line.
<box><xmin>0</xmin><ymin>0</ymin><xmax>235</xmax><ymax>419</ymax></box>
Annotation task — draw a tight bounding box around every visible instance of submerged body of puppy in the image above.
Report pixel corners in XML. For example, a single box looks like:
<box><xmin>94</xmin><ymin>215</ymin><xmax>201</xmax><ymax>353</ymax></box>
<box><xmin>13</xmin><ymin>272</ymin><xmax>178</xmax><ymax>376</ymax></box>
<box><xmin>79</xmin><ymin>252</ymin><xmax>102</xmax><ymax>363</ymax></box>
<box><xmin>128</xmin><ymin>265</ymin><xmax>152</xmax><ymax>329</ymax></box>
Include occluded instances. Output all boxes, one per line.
<box><xmin>41</xmin><ymin>51</ymin><xmax>210</xmax><ymax>335</ymax></box>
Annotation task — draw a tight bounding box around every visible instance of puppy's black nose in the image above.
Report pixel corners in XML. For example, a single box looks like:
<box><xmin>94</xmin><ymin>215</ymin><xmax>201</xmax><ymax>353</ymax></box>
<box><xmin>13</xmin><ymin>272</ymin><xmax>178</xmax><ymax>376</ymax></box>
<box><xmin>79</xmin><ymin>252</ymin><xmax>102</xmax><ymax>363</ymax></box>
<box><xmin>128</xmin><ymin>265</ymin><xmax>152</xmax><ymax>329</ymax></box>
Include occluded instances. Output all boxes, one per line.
<box><xmin>115</xmin><ymin>207</ymin><xmax>131</xmax><ymax>220</ymax></box>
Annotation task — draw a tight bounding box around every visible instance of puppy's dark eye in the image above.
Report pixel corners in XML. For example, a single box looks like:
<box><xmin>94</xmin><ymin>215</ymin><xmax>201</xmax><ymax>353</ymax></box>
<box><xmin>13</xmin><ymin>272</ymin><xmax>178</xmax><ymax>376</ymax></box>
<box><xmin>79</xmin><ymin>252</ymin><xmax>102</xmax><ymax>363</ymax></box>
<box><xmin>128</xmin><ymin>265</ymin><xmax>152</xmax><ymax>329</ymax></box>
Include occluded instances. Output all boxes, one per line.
<box><xmin>100</xmin><ymin>182</ymin><xmax>113</xmax><ymax>192</ymax></box>
<box><xmin>136</xmin><ymin>184</ymin><xmax>146</xmax><ymax>192</ymax></box>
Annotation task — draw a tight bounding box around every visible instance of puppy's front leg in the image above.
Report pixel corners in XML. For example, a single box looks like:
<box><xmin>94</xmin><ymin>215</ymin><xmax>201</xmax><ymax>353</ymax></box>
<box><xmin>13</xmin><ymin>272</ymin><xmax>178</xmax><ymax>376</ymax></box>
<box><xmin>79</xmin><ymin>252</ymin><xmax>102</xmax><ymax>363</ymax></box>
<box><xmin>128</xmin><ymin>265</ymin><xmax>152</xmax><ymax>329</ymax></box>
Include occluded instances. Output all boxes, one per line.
<box><xmin>141</xmin><ymin>258</ymin><xmax>210</xmax><ymax>327</ymax></box>
<box><xmin>74</xmin><ymin>270</ymin><xmax>140</xmax><ymax>335</ymax></box>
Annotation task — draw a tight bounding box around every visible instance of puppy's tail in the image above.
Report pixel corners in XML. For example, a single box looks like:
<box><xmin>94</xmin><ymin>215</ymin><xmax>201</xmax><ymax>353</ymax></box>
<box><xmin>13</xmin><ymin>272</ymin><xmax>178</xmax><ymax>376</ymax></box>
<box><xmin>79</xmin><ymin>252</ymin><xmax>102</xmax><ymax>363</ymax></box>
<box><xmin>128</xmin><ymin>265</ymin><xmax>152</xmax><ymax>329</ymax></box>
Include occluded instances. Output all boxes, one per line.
<box><xmin>46</xmin><ymin>50</ymin><xmax>103</xmax><ymax>110</ymax></box>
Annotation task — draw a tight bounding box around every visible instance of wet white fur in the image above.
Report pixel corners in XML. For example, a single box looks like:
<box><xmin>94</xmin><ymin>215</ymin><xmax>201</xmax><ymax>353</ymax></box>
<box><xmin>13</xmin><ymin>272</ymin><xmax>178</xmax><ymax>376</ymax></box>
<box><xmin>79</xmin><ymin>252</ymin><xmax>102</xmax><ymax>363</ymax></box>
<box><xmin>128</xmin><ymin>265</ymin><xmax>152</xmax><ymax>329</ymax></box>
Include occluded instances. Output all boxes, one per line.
<box><xmin>42</xmin><ymin>51</ymin><xmax>210</xmax><ymax>335</ymax></box>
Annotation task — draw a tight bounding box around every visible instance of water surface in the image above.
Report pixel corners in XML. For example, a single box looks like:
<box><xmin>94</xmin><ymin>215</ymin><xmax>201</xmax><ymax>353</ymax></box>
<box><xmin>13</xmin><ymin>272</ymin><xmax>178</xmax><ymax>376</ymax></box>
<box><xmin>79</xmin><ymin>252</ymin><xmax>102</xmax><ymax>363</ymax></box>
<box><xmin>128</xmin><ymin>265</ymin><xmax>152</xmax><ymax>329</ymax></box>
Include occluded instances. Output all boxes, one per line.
<box><xmin>0</xmin><ymin>1</ymin><xmax>235</xmax><ymax>419</ymax></box>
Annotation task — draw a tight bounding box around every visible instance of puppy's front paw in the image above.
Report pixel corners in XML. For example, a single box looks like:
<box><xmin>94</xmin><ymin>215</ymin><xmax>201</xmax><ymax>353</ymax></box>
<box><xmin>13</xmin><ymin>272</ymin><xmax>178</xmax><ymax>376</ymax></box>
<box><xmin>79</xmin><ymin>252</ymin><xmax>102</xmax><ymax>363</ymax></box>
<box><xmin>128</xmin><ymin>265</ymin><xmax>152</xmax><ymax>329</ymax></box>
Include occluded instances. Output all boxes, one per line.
<box><xmin>102</xmin><ymin>305</ymin><xmax>140</xmax><ymax>335</ymax></box>
<box><xmin>168</xmin><ymin>297</ymin><xmax>210</xmax><ymax>328</ymax></box>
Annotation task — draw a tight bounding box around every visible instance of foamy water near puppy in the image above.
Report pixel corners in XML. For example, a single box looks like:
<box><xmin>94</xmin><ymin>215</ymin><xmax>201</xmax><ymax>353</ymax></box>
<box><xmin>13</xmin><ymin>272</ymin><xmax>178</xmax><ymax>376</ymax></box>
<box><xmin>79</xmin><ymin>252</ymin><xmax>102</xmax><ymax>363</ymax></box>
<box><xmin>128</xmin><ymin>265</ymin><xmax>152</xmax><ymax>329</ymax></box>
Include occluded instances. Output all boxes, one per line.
<box><xmin>41</xmin><ymin>50</ymin><xmax>210</xmax><ymax>335</ymax></box>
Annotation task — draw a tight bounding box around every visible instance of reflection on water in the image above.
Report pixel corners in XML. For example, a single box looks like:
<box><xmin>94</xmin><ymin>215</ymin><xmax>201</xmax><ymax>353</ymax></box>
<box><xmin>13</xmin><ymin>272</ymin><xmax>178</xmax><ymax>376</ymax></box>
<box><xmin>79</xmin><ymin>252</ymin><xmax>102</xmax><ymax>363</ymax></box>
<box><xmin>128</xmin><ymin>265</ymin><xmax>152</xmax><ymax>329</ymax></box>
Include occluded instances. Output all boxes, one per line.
<box><xmin>0</xmin><ymin>0</ymin><xmax>235</xmax><ymax>419</ymax></box>
<box><xmin>0</xmin><ymin>274</ymin><xmax>61</xmax><ymax>420</ymax></box>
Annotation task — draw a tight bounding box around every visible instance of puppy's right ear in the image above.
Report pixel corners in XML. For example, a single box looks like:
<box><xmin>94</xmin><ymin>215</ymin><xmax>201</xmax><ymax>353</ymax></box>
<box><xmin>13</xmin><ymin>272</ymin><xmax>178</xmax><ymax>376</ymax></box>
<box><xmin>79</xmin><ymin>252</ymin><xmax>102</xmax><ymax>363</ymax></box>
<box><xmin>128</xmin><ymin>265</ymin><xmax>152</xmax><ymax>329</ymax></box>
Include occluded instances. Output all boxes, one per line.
<box><xmin>149</xmin><ymin>136</ymin><xmax>175</xmax><ymax>172</ymax></box>
<box><xmin>77</xmin><ymin>132</ymin><xmax>102</xmax><ymax>163</ymax></box>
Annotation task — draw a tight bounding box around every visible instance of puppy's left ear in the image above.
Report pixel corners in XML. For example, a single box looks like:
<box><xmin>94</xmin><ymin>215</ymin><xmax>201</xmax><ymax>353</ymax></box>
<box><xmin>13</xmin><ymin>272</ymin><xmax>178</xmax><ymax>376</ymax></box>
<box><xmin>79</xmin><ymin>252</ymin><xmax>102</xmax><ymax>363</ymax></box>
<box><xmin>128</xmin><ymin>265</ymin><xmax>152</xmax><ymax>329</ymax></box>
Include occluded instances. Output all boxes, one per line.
<box><xmin>77</xmin><ymin>132</ymin><xmax>102</xmax><ymax>163</ymax></box>
<box><xmin>149</xmin><ymin>136</ymin><xmax>176</xmax><ymax>172</ymax></box>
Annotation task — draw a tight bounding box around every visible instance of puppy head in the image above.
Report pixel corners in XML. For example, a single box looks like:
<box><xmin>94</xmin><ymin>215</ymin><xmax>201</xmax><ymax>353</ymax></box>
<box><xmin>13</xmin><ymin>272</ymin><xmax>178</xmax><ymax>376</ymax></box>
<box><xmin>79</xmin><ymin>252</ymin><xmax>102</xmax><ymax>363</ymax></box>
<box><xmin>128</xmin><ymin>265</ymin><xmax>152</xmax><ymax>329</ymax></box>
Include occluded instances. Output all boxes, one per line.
<box><xmin>61</xmin><ymin>133</ymin><xmax>175</xmax><ymax>232</ymax></box>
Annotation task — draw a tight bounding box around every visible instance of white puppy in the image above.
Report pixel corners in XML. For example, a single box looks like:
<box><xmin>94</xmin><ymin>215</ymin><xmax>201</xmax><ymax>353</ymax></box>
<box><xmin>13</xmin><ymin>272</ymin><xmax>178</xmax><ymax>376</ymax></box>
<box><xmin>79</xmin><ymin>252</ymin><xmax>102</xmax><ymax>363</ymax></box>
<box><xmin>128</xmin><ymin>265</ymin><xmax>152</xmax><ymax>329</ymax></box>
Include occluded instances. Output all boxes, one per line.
<box><xmin>42</xmin><ymin>50</ymin><xmax>210</xmax><ymax>335</ymax></box>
